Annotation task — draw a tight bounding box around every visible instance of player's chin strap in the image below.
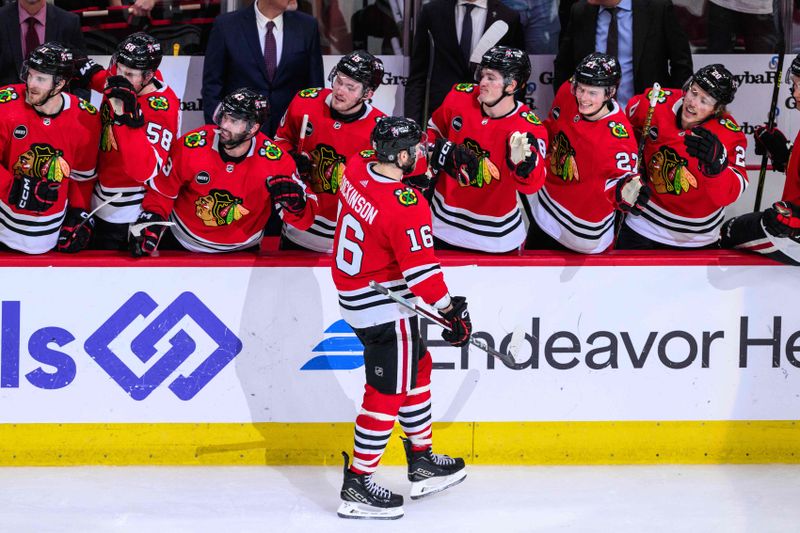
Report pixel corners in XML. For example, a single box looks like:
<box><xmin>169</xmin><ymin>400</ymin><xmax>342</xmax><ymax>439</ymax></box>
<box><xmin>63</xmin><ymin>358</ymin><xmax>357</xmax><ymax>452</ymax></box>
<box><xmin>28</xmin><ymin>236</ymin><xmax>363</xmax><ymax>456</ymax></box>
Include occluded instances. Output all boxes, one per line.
<box><xmin>580</xmin><ymin>98</ymin><xmax>614</xmax><ymax>120</ymax></box>
<box><xmin>481</xmin><ymin>86</ymin><xmax>515</xmax><ymax>109</ymax></box>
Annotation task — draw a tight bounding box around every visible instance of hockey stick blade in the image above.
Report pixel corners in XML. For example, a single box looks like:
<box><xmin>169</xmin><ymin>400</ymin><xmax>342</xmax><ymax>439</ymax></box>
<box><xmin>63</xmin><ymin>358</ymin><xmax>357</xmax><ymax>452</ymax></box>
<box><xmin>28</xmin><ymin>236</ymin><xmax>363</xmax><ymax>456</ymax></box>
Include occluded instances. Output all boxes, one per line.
<box><xmin>129</xmin><ymin>220</ymin><xmax>175</xmax><ymax>238</ymax></box>
<box><xmin>469</xmin><ymin>21</ymin><xmax>509</xmax><ymax>66</ymax></box>
<box><xmin>369</xmin><ymin>280</ymin><xmax>525</xmax><ymax>369</ymax></box>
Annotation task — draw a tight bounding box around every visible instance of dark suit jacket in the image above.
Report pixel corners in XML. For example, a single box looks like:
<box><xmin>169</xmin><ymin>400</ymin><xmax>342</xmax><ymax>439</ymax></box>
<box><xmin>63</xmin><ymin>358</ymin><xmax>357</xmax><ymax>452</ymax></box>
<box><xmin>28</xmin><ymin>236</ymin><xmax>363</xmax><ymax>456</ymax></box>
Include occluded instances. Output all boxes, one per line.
<box><xmin>553</xmin><ymin>0</ymin><xmax>693</xmax><ymax>96</ymax></box>
<box><xmin>202</xmin><ymin>6</ymin><xmax>324</xmax><ymax>137</ymax></box>
<box><xmin>0</xmin><ymin>2</ymin><xmax>85</xmax><ymax>87</ymax></box>
<box><xmin>404</xmin><ymin>0</ymin><xmax>524</xmax><ymax>126</ymax></box>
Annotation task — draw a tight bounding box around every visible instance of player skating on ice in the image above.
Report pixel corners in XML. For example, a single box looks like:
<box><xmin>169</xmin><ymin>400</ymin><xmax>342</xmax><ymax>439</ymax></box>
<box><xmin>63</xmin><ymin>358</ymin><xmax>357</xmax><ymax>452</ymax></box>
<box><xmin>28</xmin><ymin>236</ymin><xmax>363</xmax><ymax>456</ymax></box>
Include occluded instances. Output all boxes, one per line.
<box><xmin>273</xmin><ymin>50</ymin><xmax>387</xmax><ymax>252</ymax></box>
<box><xmin>720</xmin><ymin>53</ymin><xmax>800</xmax><ymax>265</ymax></box>
<box><xmin>332</xmin><ymin>117</ymin><xmax>470</xmax><ymax>520</ymax></box>
<box><xmin>426</xmin><ymin>46</ymin><xmax>548</xmax><ymax>253</ymax></box>
<box><xmin>0</xmin><ymin>42</ymin><xmax>100</xmax><ymax>254</ymax></box>
<box><xmin>524</xmin><ymin>53</ymin><xmax>648</xmax><ymax>253</ymax></box>
<box><xmin>130</xmin><ymin>88</ymin><xmax>316</xmax><ymax>255</ymax></box>
<box><xmin>618</xmin><ymin>64</ymin><xmax>748</xmax><ymax>249</ymax></box>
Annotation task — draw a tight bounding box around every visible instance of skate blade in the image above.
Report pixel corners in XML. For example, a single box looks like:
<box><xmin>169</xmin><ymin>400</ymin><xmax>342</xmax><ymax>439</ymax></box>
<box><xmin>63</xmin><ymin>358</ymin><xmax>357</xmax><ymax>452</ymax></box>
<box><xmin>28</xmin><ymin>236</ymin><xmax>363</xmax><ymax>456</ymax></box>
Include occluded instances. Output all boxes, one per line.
<box><xmin>337</xmin><ymin>500</ymin><xmax>404</xmax><ymax>520</ymax></box>
<box><xmin>410</xmin><ymin>470</ymin><xmax>467</xmax><ymax>500</ymax></box>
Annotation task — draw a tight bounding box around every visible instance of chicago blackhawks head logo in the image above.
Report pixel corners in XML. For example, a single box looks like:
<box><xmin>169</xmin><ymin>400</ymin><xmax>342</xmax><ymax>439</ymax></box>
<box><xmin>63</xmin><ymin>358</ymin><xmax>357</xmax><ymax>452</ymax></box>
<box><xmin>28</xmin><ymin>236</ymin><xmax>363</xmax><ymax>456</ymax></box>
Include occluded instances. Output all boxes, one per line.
<box><xmin>12</xmin><ymin>143</ymin><xmax>70</xmax><ymax>183</ymax></box>
<box><xmin>299</xmin><ymin>88</ymin><xmax>321</xmax><ymax>98</ymax></box>
<box><xmin>184</xmin><ymin>131</ymin><xmax>207</xmax><ymax>148</ymax></box>
<box><xmin>648</xmin><ymin>146</ymin><xmax>698</xmax><ymax>195</ymax></box>
<box><xmin>148</xmin><ymin>96</ymin><xmax>170</xmax><ymax>111</ymax></box>
<box><xmin>0</xmin><ymin>87</ymin><xmax>18</xmax><ymax>104</ymax></box>
<box><xmin>395</xmin><ymin>187</ymin><xmax>418</xmax><ymax>206</ymax></box>
<box><xmin>549</xmin><ymin>131</ymin><xmax>579</xmax><ymax>182</ymax></box>
<box><xmin>462</xmin><ymin>137</ymin><xmax>500</xmax><ymax>188</ymax></box>
<box><xmin>195</xmin><ymin>189</ymin><xmax>250</xmax><ymax>226</ymax></box>
<box><xmin>309</xmin><ymin>143</ymin><xmax>345</xmax><ymax>194</ymax></box>
<box><xmin>258</xmin><ymin>140</ymin><xmax>283</xmax><ymax>160</ymax></box>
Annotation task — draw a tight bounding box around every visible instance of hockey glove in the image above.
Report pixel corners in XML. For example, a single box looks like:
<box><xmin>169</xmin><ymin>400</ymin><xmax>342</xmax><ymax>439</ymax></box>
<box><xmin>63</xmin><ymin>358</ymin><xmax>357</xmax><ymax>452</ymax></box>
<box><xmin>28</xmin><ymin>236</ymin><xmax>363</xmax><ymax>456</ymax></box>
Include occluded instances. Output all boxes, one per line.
<box><xmin>402</xmin><ymin>172</ymin><xmax>433</xmax><ymax>194</ymax></box>
<box><xmin>57</xmin><ymin>207</ymin><xmax>95</xmax><ymax>253</ymax></box>
<box><xmin>290</xmin><ymin>151</ymin><xmax>313</xmax><ymax>181</ymax></box>
<box><xmin>429</xmin><ymin>139</ymin><xmax>480</xmax><ymax>187</ymax></box>
<box><xmin>9</xmin><ymin>175</ymin><xmax>60</xmax><ymax>213</ymax></box>
<box><xmin>439</xmin><ymin>296</ymin><xmax>472</xmax><ymax>348</ymax></box>
<box><xmin>104</xmin><ymin>75</ymin><xmax>144</xmax><ymax>128</ymax></box>
<box><xmin>684</xmin><ymin>126</ymin><xmax>728</xmax><ymax>176</ymax></box>
<box><xmin>763</xmin><ymin>201</ymin><xmax>800</xmax><ymax>239</ymax></box>
<box><xmin>507</xmin><ymin>131</ymin><xmax>540</xmax><ymax>179</ymax></box>
<box><xmin>129</xmin><ymin>211</ymin><xmax>167</xmax><ymax>257</ymax></box>
<box><xmin>754</xmin><ymin>125</ymin><xmax>790</xmax><ymax>173</ymax></box>
<box><xmin>266</xmin><ymin>175</ymin><xmax>307</xmax><ymax>215</ymax></box>
<box><xmin>70</xmin><ymin>49</ymin><xmax>104</xmax><ymax>91</ymax></box>
<box><xmin>615</xmin><ymin>175</ymin><xmax>650</xmax><ymax>215</ymax></box>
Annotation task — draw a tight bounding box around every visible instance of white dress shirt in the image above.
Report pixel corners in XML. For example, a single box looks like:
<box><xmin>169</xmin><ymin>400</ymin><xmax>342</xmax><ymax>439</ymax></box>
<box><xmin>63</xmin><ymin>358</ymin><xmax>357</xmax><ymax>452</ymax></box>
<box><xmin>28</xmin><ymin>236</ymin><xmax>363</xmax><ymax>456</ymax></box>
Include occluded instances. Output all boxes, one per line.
<box><xmin>455</xmin><ymin>0</ymin><xmax>488</xmax><ymax>59</ymax></box>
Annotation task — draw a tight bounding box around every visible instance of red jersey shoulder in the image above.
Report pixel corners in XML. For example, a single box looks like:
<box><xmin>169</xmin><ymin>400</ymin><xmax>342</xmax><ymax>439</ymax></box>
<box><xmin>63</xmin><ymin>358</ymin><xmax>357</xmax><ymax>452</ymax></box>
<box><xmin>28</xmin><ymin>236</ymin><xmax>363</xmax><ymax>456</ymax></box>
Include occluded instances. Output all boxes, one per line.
<box><xmin>181</xmin><ymin>124</ymin><xmax>215</xmax><ymax>150</ymax></box>
<box><xmin>142</xmin><ymin>85</ymin><xmax>180</xmax><ymax>114</ymax></box>
<box><xmin>514</xmin><ymin>104</ymin><xmax>544</xmax><ymax>127</ymax></box>
<box><xmin>254</xmin><ymin>133</ymin><xmax>289</xmax><ymax>163</ymax></box>
<box><xmin>443</xmin><ymin>84</ymin><xmax>479</xmax><ymax>108</ymax></box>
<box><xmin>295</xmin><ymin>86</ymin><xmax>327</xmax><ymax>100</ymax></box>
<box><xmin>704</xmin><ymin>114</ymin><xmax>746</xmax><ymax>147</ymax></box>
<box><xmin>0</xmin><ymin>84</ymin><xmax>23</xmax><ymax>108</ymax></box>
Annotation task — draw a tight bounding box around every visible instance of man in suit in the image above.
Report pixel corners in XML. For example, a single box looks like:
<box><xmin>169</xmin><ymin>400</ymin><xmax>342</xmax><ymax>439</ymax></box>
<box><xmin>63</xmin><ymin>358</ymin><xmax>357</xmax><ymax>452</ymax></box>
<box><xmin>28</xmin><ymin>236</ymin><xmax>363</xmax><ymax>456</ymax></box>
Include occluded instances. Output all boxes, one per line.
<box><xmin>554</xmin><ymin>0</ymin><xmax>692</xmax><ymax>108</ymax></box>
<box><xmin>0</xmin><ymin>0</ymin><xmax>86</xmax><ymax>87</ymax></box>
<box><xmin>202</xmin><ymin>0</ymin><xmax>324</xmax><ymax>137</ymax></box>
<box><xmin>404</xmin><ymin>0</ymin><xmax>524</xmax><ymax>127</ymax></box>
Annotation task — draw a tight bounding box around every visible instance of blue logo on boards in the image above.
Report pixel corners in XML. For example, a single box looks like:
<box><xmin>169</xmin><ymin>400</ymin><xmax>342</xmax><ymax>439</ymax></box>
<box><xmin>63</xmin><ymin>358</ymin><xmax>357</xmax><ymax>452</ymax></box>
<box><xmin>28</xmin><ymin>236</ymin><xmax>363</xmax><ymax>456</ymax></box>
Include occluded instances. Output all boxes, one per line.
<box><xmin>300</xmin><ymin>320</ymin><xmax>364</xmax><ymax>370</ymax></box>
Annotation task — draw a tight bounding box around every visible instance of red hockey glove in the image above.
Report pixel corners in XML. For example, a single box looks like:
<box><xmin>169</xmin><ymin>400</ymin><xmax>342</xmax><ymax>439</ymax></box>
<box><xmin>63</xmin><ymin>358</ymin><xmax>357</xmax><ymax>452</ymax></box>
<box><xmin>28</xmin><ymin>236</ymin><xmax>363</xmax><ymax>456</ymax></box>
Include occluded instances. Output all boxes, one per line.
<box><xmin>57</xmin><ymin>207</ymin><xmax>95</xmax><ymax>253</ymax></box>
<box><xmin>429</xmin><ymin>139</ymin><xmax>480</xmax><ymax>186</ymax></box>
<box><xmin>615</xmin><ymin>175</ymin><xmax>650</xmax><ymax>215</ymax></box>
<box><xmin>129</xmin><ymin>211</ymin><xmax>167</xmax><ymax>257</ymax></box>
<box><xmin>104</xmin><ymin>75</ymin><xmax>143</xmax><ymax>128</ymax></box>
<box><xmin>507</xmin><ymin>131</ymin><xmax>540</xmax><ymax>179</ymax></box>
<box><xmin>763</xmin><ymin>201</ymin><xmax>800</xmax><ymax>239</ymax></box>
<box><xmin>439</xmin><ymin>296</ymin><xmax>472</xmax><ymax>348</ymax></box>
<box><xmin>266</xmin><ymin>175</ymin><xmax>307</xmax><ymax>215</ymax></box>
<box><xmin>684</xmin><ymin>126</ymin><xmax>728</xmax><ymax>176</ymax></box>
<box><xmin>754</xmin><ymin>125</ymin><xmax>790</xmax><ymax>173</ymax></box>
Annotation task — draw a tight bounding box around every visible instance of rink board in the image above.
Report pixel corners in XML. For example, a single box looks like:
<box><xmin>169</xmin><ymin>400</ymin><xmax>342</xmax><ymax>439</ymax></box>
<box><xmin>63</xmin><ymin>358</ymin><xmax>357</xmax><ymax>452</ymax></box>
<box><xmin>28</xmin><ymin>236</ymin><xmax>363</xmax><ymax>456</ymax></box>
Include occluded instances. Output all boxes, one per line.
<box><xmin>0</xmin><ymin>252</ymin><xmax>798</xmax><ymax>465</ymax></box>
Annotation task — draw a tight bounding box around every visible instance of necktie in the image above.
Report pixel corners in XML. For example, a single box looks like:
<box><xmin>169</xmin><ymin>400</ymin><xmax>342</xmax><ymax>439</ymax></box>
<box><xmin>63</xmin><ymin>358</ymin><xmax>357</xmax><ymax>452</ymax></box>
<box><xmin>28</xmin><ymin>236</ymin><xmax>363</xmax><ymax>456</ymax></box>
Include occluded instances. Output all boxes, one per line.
<box><xmin>24</xmin><ymin>17</ymin><xmax>40</xmax><ymax>59</ymax></box>
<box><xmin>264</xmin><ymin>20</ymin><xmax>277</xmax><ymax>82</ymax></box>
<box><xmin>606</xmin><ymin>7</ymin><xmax>618</xmax><ymax>58</ymax></box>
<box><xmin>460</xmin><ymin>4</ymin><xmax>475</xmax><ymax>63</ymax></box>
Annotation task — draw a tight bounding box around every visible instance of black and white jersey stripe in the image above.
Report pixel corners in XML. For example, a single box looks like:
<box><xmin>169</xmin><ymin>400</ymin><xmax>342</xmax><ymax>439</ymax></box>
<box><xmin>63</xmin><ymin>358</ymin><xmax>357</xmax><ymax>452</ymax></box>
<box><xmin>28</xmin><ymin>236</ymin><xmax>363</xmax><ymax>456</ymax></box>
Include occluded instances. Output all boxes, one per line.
<box><xmin>431</xmin><ymin>190</ymin><xmax>525</xmax><ymax>252</ymax></box>
<box><xmin>282</xmin><ymin>214</ymin><xmax>336</xmax><ymax>252</ymax></box>
<box><xmin>626</xmin><ymin>201</ymin><xmax>726</xmax><ymax>247</ymax></box>
<box><xmin>532</xmin><ymin>188</ymin><xmax>615</xmax><ymax>253</ymax></box>
<box><xmin>338</xmin><ymin>278</ymin><xmax>416</xmax><ymax>328</ymax></box>
<box><xmin>402</xmin><ymin>263</ymin><xmax>442</xmax><ymax>289</ymax></box>
<box><xmin>0</xmin><ymin>199</ymin><xmax>65</xmax><ymax>253</ymax></box>
<box><xmin>91</xmin><ymin>183</ymin><xmax>146</xmax><ymax>224</ymax></box>
<box><xmin>170</xmin><ymin>213</ymin><xmax>263</xmax><ymax>253</ymax></box>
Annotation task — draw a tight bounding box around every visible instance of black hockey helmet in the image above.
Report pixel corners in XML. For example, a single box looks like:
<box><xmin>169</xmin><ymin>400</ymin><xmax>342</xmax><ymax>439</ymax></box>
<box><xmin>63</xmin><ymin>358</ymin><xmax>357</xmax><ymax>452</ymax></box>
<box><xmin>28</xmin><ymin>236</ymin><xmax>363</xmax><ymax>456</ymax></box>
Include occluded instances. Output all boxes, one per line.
<box><xmin>371</xmin><ymin>116</ymin><xmax>423</xmax><ymax>163</ymax></box>
<box><xmin>213</xmin><ymin>88</ymin><xmax>270</xmax><ymax>127</ymax></box>
<box><xmin>114</xmin><ymin>32</ymin><xmax>163</xmax><ymax>72</ymax></box>
<box><xmin>688</xmin><ymin>64</ymin><xmax>737</xmax><ymax>105</ymax></box>
<box><xmin>573</xmin><ymin>52</ymin><xmax>621</xmax><ymax>87</ymax></box>
<box><xmin>329</xmin><ymin>50</ymin><xmax>384</xmax><ymax>93</ymax></box>
<box><xmin>477</xmin><ymin>46</ymin><xmax>531</xmax><ymax>92</ymax></box>
<box><xmin>21</xmin><ymin>42</ymin><xmax>74</xmax><ymax>82</ymax></box>
<box><xmin>789</xmin><ymin>54</ymin><xmax>800</xmax><ymax>78</ymax></box>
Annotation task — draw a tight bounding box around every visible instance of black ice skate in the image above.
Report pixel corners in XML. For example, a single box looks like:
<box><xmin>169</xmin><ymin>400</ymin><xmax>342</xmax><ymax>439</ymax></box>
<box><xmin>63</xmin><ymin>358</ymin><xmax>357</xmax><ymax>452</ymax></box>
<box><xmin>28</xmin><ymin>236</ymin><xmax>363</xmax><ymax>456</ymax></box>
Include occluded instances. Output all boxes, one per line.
<box><xmin>337</xmin><ymin>451</ymin><xmax>404</xmax><ymax>520</ymax></box>
<box><xmin>401</xmin><ymin>437</ymin><xmax>467</xmax><ymax>500</ymax></box>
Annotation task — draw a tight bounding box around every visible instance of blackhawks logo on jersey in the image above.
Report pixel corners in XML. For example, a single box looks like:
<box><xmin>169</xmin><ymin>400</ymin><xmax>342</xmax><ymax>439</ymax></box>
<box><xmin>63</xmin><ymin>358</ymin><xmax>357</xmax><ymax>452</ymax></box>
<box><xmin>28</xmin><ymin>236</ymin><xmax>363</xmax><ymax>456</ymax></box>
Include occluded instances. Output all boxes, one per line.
<box><xmin>195</xmin><ymin>189</ymin><xmax>250</xmax><ymax>227</ymax></box>
<box><xmin>549</xmin><ymin>131</ymin><xmax>579</xmax><ymax>182</ymax></box>
<box><xmin>719</xmin><ymin>118</ymin><xmax>741</xmax><ymax>132</ymax></box>
<box><xmin>12</xmin><ymin>143</ymin><xmax>70</xmax><ymax>184</ymax></box>
<box><xmin>148</xmin><ymin>96</ymin><xmax>170</xmax><ymax>111</ymax></box>
<box><xmin>0</xmin><ymin>86</ymin><xmax>19</xmax><ymax>104</ymax></box>
<box><xmin>454</xmin><ymin>83</ymin><xmax>476</xmax><ymax>93</ymax></box>
<box><xmin>309</xmin><ymin>143</ymin><xmax>345</xmax><ymax>194</ymax></box>
<box><xmin>258</xmin><ymin>140</ymin><xmax>283</xmax><ymax>160</ymax></box>
<box><xmin>520</xmin><ymin>110</ymin><xmax>542</xmax><ymax>125</ymax></box>
<box><xmin>462</xmin><ymin>138</ymin><xmax>500</xmax><ymax>188</ymax></box>
<box><xmin>78</xmin><ymin>99</ymin><xmax>97</xmax><ymax>115</ymax></box>
<box><xmin>648</xmin><ymin>146</ymin><xmax>698</xmax><ymax>195</ymax></box>
<box><xmin>395</xmin><ymin>187</ymin><xmax>418</xmax><ymax>207</ymax></box>
<box><xmin>646</xmin><ymin>87</ymin><xmax>671</xmax><ymax>104</ymax></box>
<box><xmin>298</xmin><ymin>88</ymin><xmax>321</xmax><ymax>98</ymax></box>
<box><xmin>359</xmin><ymin>149</ymin><xmax>376</xmax><ymax>159</ymax></box>
<box><xmin>608</xmin><ymin>121</ymin><xmax>630</xmax><ymax>139</ymax></box>
<box><xmin>184</xmin><ymin>130</ymin><xmax>207</xmax><ymax>148</ymax></box>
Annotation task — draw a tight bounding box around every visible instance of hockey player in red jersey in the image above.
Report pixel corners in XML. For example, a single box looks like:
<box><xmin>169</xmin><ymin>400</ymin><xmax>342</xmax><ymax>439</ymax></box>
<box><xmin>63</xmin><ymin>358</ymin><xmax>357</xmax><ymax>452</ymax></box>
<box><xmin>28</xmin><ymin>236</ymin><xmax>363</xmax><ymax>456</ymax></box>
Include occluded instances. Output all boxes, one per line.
<box><xmin>333</xmin><ymin>117</ymin><xmax>470</xmax><ymax>520</ymax></box>
<box><xmin>71</xmin><ymin>33</ymin><xmax>180</xmax><ymax>250</ymax></box>
<box><xmin>721</xmin><ymin>54</ymin><xmax>800</xmax><ymax>265</ymax></box>
<box><xmin>130</xmin><ymin>88</ymin><xmax>316</xmax><ymax>255</ymax></box>
<box><xmin>274</xmin><ymin>50</ymin><xmax>386</xmax><ymax>252</ymax></box>
<box><xmin>619</xmin><ymin>64</ymin><xmax>748</xmax><ymax>249</ymax></box>
<box><xmin>525</xmin><ymin>53</ymin><xmax>648</xmax><ymax>253</ymax></box>
<box><xmin>0</xmin><ymin>42</ymin><xmax>100</xmax><ymax>254</ymax></box>
<box><xmin>427</xmin><ymin>46</ymin><xmax>548</xmax><ymax>253</ymax></box>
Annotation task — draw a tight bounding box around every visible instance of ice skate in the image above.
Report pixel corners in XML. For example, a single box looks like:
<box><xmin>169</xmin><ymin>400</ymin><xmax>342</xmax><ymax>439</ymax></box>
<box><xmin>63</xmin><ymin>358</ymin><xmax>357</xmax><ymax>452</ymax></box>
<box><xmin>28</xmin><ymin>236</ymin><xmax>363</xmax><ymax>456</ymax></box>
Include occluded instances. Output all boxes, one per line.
<box><xmin>337</xmin><ymin>452</ymin><xmax>404</xmax><ymax>520</ymax></box>
<box><xmin>401</xmin><ymin>437</ymin><xmax>467</xmax><ymax>500</ymax></box>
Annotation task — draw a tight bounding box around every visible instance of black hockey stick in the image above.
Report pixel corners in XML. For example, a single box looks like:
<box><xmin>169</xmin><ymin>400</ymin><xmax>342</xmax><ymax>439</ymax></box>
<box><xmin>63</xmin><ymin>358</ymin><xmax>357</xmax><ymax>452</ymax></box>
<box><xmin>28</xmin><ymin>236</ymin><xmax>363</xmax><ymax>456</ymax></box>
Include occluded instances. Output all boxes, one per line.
<box><xmin>420</xmin><ymin>29</ymin><xmax>435</xmax><ymax>131</ymax></box>
<box><xmin>754</xmin><ymin>48</ymin><xmax>786</xmax><ymax>211</ymax></box>
<box><xmin>369</xmin><ymin>280</ymin><xmax>526</xmax><ymax>369</ymax></box>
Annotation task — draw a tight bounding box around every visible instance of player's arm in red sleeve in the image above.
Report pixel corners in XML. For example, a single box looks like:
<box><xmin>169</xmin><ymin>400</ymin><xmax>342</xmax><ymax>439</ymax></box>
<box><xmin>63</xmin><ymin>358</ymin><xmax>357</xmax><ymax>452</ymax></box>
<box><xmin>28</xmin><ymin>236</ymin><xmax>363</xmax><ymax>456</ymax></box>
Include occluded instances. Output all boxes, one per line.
<box><xmin>388</xmin><ymin>200</ymin><xmax>451</xmax><ymax>309</ymax></box>
<box><xmin>273</xmin><ymin>95</ymin><xmax>301</xmax><ymax>153</ymax></box>
<box><xmin>545</xmin><ymin>81</ymin><xmax>572</xmax><ymax>138</ymax></box>
<box><xmin>702</xmin><ymin>128</ymin><xmax>749</xmax><ymax>208</ymax></box>
<box><xmin>113</xmin><ymin>101</ymin><xmax>179</xmax><ymax>184</ymax></box>
<box><xmin>625</xmin><ymin>92</ymin><xmax>649</xmax><ymax>139</ymax></box>
<box><xmin>427</xmin><ymin>86</ymin><xmax>459</xmax><ymax>142</ymax></box>
<box><xmin>67</xmin><ymin>103</ymin><xmax>102</xmax><ymax>210</ymax></box>
<box><xmin>142</xmin><ymin>140</ymin><xmax>187</xmax><ymax>218</ymax></box>
<box><xmin>782</xmin><ymin>137</ymin><xmax>800</xmax><ymax>204</ymax></box>
<box><xmin>603</xmin><ymin>136</ymin><xmax>641</xmax><ymax>209</ymax></box>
